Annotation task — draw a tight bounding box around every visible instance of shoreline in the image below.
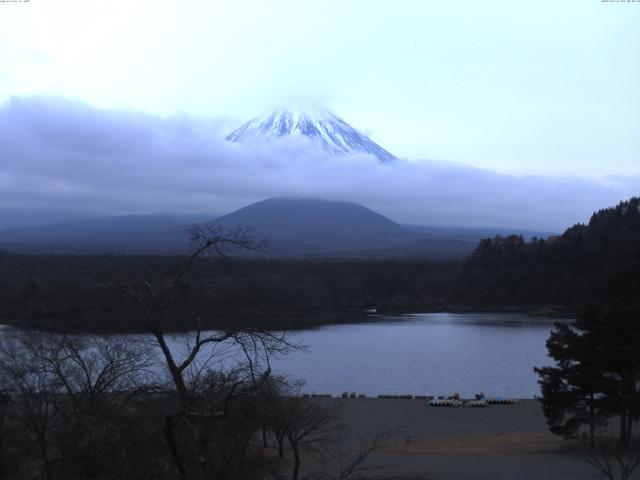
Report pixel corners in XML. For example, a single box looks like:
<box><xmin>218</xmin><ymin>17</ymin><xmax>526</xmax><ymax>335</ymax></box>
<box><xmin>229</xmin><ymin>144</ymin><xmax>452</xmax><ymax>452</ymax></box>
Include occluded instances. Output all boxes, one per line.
<box><xmin>0</xmin><ymin>304</ymin><xmax>575</xmax><ymax>335</ymax></box>
<box><xmin>328</xmin><ymin>398</ymin><xmax>595</xmax><ymax>479</ymax></box>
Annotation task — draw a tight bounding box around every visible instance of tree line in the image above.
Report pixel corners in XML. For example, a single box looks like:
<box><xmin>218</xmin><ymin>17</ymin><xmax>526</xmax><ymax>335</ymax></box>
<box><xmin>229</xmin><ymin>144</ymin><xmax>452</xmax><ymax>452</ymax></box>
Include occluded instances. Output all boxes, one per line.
<box><xmin>0</xmin><ymin>250</ymin><xmax>457</xmax><ymax>333</ymax></box>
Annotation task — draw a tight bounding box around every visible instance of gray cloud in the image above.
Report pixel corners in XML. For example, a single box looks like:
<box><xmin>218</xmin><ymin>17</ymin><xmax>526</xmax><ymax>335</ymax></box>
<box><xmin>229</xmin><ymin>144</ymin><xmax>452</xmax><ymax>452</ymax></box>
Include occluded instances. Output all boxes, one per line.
<box><xmin>0</xmin><ymin>96</ymin><xmax>637</xmax><ymax>232</ymax></box>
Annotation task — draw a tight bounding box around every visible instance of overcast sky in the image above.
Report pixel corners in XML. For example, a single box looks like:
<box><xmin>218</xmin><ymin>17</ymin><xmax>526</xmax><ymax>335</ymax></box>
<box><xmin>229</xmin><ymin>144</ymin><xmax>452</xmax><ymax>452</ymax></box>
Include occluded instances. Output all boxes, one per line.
<box><xmin>0</xmin><ymin>1</ymin><xmax>638</xmax><ymax>230</ymax></box>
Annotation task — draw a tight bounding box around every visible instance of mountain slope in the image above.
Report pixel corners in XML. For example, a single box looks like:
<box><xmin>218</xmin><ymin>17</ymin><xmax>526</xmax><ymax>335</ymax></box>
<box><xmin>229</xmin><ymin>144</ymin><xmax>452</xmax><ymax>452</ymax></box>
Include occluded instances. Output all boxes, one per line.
<box><xmin>226</xmin><ymin>107</ymin><xmax>396</xmax><ymax>163</ymax></box>
<box><xmin>0</xmin><ymin>214</ymin><xmax>213</xmax><ymax>253</ymax></box>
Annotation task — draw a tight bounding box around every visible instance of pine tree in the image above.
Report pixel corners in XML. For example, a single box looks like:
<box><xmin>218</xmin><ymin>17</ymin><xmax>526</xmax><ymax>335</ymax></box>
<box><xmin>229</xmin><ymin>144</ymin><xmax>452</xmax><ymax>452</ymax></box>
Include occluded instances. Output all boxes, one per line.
<box><xmin>536</xmin><ymin>304</ymin><xmax>640</xmax><ymax>446</ymax></box>
<box><xmin>535</xmin><ymin>310</ymin><xmax>605</xmax><ymax>446</ymax></box>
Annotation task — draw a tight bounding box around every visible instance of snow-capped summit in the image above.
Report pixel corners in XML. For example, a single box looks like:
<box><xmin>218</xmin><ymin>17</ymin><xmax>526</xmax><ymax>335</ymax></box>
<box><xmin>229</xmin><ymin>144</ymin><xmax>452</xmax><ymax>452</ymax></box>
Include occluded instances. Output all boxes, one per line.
<box><xmin>226</xmin><ymin>107</ymin><xmax>396</xmax><ymax>163</ymax></box>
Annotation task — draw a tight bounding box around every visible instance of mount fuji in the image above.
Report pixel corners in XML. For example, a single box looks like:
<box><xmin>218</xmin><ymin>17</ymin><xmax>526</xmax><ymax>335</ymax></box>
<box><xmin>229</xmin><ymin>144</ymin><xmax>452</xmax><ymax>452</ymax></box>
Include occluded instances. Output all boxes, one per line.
<box><xmin>226</xmin><ymin>107</ymin><xmax>396</xmax><ymax>163</ymax></box>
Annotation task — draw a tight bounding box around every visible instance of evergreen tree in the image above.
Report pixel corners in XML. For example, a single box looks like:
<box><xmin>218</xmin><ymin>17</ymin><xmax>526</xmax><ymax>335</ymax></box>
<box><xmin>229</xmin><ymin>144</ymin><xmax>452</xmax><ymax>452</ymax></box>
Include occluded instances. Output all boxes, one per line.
<box><xmin>589</xmin><ymin>304</ymin><xmax>640</xmax><ymax>447</ymax></box>
<box><xmin>535</xmin><ymin>309</ymin><xmax>606</xmax><ymax>446</ymax></box>
<box><xmin>536</xmin><ymin>304</ymin><xmax>640</xmax><ymax>446</ymax></box>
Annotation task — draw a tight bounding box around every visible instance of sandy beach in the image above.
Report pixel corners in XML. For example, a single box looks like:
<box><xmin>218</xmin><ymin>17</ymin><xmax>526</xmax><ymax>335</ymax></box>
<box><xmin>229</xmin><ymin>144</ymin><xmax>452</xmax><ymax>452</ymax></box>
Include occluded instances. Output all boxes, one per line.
<box><xmin>329</xmin><ymin>398</ymin><xmax>617</xmax><ymax>480</ymax></box>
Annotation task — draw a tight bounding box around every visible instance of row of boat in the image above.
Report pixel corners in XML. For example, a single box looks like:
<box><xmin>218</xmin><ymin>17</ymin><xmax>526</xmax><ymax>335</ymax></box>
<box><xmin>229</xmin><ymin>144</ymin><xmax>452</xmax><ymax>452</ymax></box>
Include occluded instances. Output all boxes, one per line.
<box><xmin>302</xmin><ymin>392</ymin><xmax>518</xmax><ymax>405</ymax></box>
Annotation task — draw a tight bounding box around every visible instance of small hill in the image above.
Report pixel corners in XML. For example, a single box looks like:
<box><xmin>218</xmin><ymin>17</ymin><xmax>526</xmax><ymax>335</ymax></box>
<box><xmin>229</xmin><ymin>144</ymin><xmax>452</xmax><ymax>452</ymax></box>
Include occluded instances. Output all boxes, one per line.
<box><xmin>214</xmin><ymin>197</ymin><xmax>404</xmax><ymax>238</ymax></box>
<box><xmin>211</xmin><ymin>197</ymin><xmax>415</xmax><ymax>256</ymax></box>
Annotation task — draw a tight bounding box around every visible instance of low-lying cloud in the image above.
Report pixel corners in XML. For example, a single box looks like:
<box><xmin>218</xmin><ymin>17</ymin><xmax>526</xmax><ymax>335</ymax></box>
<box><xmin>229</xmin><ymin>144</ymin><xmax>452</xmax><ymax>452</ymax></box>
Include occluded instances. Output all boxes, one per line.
<box><xmin>0</xmin><ymin>96</ymin><xmax>637</xmax><ymax>232</ymax></box>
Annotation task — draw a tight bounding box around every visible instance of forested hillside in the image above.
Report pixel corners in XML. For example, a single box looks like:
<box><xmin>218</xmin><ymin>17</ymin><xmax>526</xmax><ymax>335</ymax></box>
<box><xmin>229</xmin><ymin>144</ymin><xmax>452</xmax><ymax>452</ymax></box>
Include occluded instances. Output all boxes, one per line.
<box><xmin>453</xmin><ymin>197</ymin><xmax>640</xmax><ymax>309</ymax></box>
<box><xmin>0</xmin><ymin>254</ymin><xmax>457</xmax><ymax>332</ymax></box>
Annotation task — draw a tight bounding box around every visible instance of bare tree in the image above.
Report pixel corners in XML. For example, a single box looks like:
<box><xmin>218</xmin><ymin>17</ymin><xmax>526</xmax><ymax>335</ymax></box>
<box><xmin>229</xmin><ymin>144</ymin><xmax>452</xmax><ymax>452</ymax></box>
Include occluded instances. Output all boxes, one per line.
<box><xmin>305</xmin><ymin>421</ymin><xmax>415</xmax><ymax>480</ymax></box>
<box><xmin>0</xmin><ymin>332</ymin><xmax>63</xmax><ymax>480</ymax></box>
<box><xmin>585</xmin><ymin>437</ymin><xmax>640</xmax><ymax>480</ymax></box>
<box><xmin>0</xmin><ymin>388</ymin><xmax>8</xmax><ymax>478</ymax></box>
<box><xmin>109</xmin><ymin>224</ymin><xmax>297</xmax><ymax>479</ymax></box>
<box><xmin>283</xmin><ymin>397</ymin><xmax>338</xmax><ymax>480</ymax></box>
<box><xmin>0</xmin><ymin>331</ymin><xmax>157</xmax><ymax>479</ymax></box>
<box><xmin>38</xmin><ymin>335</ymin><xmax>156</xmax><ymax>415</ymax></box>
<box><xmin>262</xmin><ymin>381</ymin><xmax>404</xmax><ymax>480</ymax></box>
<box><xmin>110</xmin><ymin>225</ymin><xmax>280</xmax><ymax>400</ymax></box>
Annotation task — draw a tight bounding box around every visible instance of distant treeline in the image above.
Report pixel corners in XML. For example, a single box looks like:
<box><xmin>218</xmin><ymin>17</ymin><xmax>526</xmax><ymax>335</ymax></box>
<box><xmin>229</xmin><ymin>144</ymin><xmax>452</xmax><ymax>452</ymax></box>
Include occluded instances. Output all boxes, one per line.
<box><xmin>2</xmin><ymin>197</ymin><xmax>639</xmax><ymax>332</ymax></box>
<box><xmin>0</xmin><ymin>253</ymin><xmax>458</xmax><ymax>332</ymax></box>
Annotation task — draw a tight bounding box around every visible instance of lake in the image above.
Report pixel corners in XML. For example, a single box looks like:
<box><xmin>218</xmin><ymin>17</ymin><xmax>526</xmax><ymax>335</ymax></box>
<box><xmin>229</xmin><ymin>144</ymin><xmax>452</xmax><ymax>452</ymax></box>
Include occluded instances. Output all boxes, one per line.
<box><xmin>1</xmin><ymin>312</ymin><xmax>563</xmax><ymax>399</ymax></box>
<box><xmin>267</xmin><ymin>313</ymin><xmax>563</xmax><ymax>399</ymax></box>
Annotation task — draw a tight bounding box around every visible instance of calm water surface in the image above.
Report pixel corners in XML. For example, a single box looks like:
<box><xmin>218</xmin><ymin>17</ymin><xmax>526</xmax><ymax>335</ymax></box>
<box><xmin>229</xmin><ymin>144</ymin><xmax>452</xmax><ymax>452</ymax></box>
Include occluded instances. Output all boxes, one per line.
<box><xmin>267</xmin><ymin>313</ymin><xmax>563</xmax><ymax>398</ymax></box>
<box><xmin>1</xmin><ymin>313</ymin><xmax>563</xmax><ymax>399</ymax></box>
